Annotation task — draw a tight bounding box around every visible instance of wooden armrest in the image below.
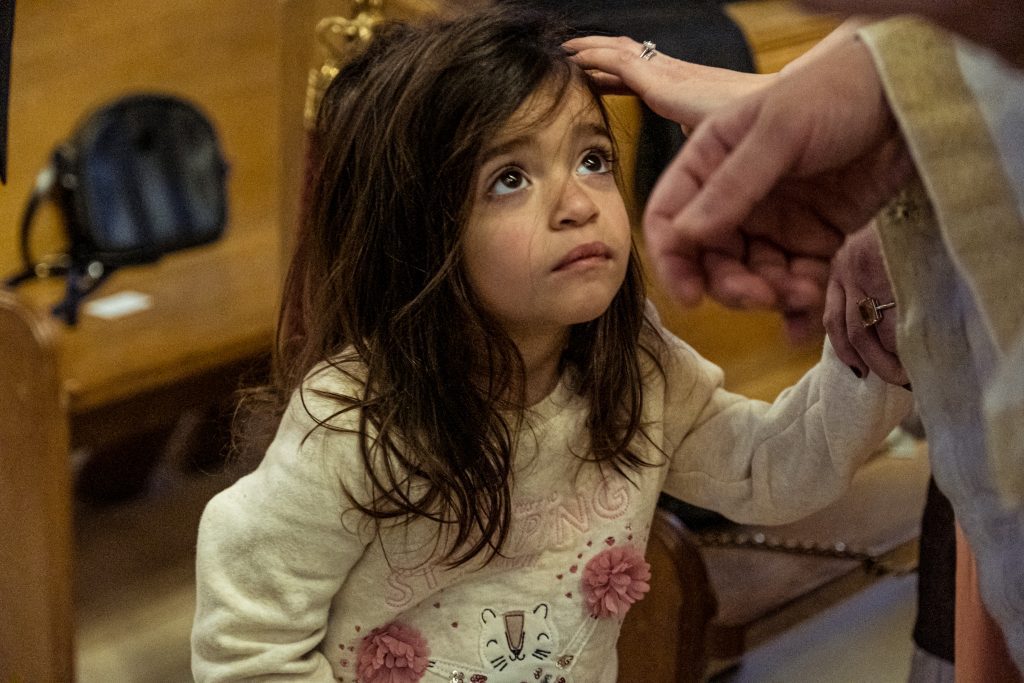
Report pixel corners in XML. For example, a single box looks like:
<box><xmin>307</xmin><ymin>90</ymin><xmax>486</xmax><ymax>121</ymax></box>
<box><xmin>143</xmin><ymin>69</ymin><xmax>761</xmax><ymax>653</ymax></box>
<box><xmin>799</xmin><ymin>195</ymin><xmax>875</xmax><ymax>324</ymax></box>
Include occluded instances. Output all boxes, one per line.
<box><xmin>618</xmin><ymin>508</ymin><xmax>718</xmax><ymax>682</ymax></box>
<box><xmin>0</xmin><ymin>291</ymin><xmax>74</xmax><ymax>682</ymax></box>
<box><xmin>702</xmin><ymin>446</ymin><xmax>930</xmax><ymax>670</ymax></box>
<box><xmin>619</xmin><ymin>447</ymin><xmax>929</xmax><ymax>682</ymax></box>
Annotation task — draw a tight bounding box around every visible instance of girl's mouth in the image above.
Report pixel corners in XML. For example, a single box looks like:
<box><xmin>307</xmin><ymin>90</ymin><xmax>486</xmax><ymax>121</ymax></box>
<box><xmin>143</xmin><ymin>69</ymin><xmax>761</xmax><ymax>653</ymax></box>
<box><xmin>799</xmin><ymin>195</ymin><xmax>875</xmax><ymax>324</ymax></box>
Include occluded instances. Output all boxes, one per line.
<box><xmin>553</xmin><ymin>241</ymin><xmax>612</xmax><ymax>271</ymax></box>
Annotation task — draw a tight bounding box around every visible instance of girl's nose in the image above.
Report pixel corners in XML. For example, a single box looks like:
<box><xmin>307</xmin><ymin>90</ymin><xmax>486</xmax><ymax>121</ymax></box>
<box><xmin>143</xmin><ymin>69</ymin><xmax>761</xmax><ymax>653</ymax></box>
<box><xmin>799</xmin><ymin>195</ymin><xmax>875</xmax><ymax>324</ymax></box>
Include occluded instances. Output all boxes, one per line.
<box><xmin>553</xmin><ymin>177</ymin><xmax>599</xmax><ymax>229</ymax></box>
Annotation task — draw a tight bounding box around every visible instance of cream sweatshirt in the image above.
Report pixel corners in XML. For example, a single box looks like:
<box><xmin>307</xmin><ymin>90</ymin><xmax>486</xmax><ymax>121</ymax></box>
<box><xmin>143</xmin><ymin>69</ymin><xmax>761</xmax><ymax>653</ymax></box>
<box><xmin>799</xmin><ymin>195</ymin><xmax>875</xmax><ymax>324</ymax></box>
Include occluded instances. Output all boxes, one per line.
<box><xmin>192</xmin><ymin>321</ymin><xmax>911</xmax><ymax>682</ymax></box>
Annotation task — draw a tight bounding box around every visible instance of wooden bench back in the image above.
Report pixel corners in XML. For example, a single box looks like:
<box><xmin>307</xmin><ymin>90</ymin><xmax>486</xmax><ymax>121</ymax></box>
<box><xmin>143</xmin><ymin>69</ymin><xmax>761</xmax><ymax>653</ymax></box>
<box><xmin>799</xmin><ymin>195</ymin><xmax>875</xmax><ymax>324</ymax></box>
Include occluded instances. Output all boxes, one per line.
<box><xmin>1</xmin><ymin>0</ymin><xmax>281</xmax><ymax>272</ymax></box>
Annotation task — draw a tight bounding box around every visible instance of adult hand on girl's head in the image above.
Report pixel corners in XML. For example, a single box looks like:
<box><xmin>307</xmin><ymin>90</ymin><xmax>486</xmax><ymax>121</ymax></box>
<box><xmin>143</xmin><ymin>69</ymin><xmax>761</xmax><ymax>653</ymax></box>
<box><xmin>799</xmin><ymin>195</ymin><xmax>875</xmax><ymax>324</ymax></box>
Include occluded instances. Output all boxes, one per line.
<box><xmin>564</xmin><ymin>35</ymin><xmax>773</xmax><ymax>132</ymax></box>
<box><xmin>564</xmin><ymin>20</ymin><xmax>866</xmax><ymax>133</ymax></box>
<box><xmin>641</xmin><ymin>29</ymin><xmax>914</xmax><ymax>308</ymax></box>
<box><xmin>823</xmin><ymin>223</ymin><xmax>908</xmax><ymax>385</ymax></box>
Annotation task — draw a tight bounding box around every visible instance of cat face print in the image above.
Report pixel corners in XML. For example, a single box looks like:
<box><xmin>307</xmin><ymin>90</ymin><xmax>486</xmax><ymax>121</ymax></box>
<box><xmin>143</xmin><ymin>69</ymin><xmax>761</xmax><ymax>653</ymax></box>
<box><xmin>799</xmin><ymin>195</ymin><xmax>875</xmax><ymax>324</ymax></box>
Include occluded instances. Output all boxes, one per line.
<box><xmin>479</xmin><ymin>603</ymin><xmax>558</xmax><ymax>673</ymax></box>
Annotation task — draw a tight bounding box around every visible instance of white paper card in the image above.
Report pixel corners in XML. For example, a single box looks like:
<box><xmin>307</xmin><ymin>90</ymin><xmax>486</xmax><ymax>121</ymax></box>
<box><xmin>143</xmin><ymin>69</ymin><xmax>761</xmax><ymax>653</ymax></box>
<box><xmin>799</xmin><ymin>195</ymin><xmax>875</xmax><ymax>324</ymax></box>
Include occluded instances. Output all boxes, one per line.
<box><xmin>84</xmin><ymin>290</ymin><xmax>154</xmax><ymax>320</ymax></box>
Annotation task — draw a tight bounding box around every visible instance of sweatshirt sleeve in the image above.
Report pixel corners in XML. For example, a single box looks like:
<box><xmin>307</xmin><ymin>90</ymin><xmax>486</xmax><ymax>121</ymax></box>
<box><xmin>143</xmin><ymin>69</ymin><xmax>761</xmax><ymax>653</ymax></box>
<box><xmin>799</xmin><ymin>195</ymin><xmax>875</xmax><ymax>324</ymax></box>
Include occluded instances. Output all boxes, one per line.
<box><xmin>660</xmin><ymin>336</ymin><xmax>913</xmax><ymax>525</ymax></box>
<box><xmin>191</xmin><ymin>387</ymin><xmax>374</xmax><ymax>681</ymax></box>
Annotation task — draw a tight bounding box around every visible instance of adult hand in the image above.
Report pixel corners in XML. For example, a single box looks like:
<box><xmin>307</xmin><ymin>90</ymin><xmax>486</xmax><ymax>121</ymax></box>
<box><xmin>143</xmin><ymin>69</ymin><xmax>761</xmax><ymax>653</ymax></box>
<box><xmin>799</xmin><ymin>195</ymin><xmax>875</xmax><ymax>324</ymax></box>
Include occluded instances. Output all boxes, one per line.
<box><xmin>801</xmin><ymin>0</ymin><xmax>1024</xmax><ymax>68</ymax></box>
<box><xmin>744</xmin><ymin>241</ymin><xmax>829</xmax><ymax>345</ymax></box>
<box><xmin>643</xmin><ymin>29</ymin><xmax>915</xmax><ymax>308</ymax></box>
<box><xmin>564</xmin><ymin>35</ymin><xmax>773</xmax><ymax>132</ymax></box>
<box><xmin>823</xmin><ymin>223</ymin><xmax>908</xmax><ymax>385</ymax></box>
<box><xmin>564</xmin><ymin>20</ymin><xmax>867</xmax><ymax>132</ymax></box>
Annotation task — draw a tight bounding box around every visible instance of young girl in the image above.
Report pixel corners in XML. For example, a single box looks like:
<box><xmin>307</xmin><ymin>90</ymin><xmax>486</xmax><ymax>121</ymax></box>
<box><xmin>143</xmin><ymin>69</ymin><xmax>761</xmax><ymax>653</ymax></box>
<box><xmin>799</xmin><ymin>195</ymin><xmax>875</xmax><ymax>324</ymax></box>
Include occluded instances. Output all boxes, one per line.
<box><xmin>192</xmin><ymin>9</ymin><xmax>912</xmax><ymax>682</ymax></box>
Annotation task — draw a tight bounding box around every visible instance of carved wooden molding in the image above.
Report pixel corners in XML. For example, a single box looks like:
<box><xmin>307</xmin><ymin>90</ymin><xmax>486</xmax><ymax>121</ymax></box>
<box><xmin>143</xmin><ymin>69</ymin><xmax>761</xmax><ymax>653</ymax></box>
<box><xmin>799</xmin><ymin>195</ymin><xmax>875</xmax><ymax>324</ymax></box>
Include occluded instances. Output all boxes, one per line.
<box><xmin>304</xmin><ymin>0</ymin><xmax>385</xmax><ymax>129</ymax></box>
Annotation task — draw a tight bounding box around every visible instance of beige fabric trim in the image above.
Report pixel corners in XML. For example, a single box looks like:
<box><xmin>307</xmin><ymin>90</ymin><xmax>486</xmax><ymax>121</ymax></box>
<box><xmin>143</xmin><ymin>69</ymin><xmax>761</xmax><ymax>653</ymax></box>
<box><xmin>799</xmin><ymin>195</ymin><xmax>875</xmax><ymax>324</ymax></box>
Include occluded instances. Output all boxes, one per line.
<box><xmin>860</xmin><ymin>17</ymin><xmax>1024</xmax><ymax>355</ymax></box>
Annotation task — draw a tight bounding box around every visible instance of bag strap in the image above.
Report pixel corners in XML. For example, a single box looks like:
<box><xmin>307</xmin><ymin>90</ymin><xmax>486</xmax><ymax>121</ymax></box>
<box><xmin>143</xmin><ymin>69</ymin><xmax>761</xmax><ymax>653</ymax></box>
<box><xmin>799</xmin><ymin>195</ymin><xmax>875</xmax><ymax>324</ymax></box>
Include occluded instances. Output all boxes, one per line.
<box><xmin>4</xmin><ymin>160</ymin><xmax>65</xmax><ymax>286</ymax></box>
<box><xmin>3</xmin><ymin>155</ymin><xmax>115</xmax><ymax>324</ymax></box>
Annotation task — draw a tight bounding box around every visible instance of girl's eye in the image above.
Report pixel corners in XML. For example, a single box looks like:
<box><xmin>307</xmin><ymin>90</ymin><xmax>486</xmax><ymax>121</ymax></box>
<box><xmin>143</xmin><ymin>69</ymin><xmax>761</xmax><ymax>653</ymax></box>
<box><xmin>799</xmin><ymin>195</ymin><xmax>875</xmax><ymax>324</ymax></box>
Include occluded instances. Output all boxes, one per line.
<box><xmin>578</xmin><ymin>149</ymin><xmax>613</xmax><ymax>175</ymax></box>
<box><xmin>490</xmin><ymin>168</ymin><xmax>530</xmax><ymax>196</ymax></box>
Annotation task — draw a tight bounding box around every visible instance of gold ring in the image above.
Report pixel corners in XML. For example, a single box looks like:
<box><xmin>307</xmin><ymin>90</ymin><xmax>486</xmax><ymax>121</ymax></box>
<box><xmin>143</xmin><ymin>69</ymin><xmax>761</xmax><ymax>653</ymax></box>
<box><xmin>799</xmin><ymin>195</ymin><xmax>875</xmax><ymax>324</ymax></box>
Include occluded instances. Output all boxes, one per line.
<box><xmin>858</xmin><ymin>297</ymin><xmax>896</xmax><ymax>327</ymax></box>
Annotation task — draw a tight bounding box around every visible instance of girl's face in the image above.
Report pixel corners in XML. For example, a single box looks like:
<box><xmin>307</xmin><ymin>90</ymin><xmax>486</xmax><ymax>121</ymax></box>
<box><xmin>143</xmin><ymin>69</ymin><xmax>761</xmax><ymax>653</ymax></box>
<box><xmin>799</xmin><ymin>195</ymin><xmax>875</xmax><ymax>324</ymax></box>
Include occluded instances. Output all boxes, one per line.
<box><xmin>463</xmin><ymin>83</ymin><xmax>632</xmax><ymax>345</ymax></box>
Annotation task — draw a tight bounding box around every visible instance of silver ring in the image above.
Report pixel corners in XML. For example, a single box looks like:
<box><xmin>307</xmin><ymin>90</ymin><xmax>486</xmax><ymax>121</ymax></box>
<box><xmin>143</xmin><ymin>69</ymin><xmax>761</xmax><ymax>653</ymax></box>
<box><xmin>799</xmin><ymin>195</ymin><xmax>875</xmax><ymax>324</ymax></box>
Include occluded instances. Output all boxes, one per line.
<box><xmin>858</xmin><ymin>297</ymin><xmax>896</xmax><ymax>328</ymax></box>
<box><xmin>639</xmin><ymin>40</ymin><xmax>657</xmax><ymax>61</ymax></box>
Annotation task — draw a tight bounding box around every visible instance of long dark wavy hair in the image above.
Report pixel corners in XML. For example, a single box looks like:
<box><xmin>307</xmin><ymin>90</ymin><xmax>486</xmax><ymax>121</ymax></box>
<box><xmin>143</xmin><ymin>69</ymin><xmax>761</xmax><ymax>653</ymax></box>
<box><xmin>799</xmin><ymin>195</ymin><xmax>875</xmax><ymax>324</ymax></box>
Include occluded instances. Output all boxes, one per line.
<box><xmin>254</xmin><ymin>7</ymin><xmax>665</xmax><ymax>566</ymax></box>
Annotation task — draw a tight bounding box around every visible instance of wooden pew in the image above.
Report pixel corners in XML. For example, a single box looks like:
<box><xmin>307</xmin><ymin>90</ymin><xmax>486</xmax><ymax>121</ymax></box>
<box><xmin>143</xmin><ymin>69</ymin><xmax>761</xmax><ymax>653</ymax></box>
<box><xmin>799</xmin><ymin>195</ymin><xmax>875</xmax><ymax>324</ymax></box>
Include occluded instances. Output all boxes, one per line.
<box><xmin>0</xmin><ymin>292</ymin><xmax>73</xmax><ymax>682</ymax></box>
<box><xmin>0</xmin><ymin>2</ymin><xmax>282</xmax><ymax>680</ymax></box>
<box><xmin>726</xmin><ymin>0</ymin><xmax>842</xmax><ymax>73</ymax></box>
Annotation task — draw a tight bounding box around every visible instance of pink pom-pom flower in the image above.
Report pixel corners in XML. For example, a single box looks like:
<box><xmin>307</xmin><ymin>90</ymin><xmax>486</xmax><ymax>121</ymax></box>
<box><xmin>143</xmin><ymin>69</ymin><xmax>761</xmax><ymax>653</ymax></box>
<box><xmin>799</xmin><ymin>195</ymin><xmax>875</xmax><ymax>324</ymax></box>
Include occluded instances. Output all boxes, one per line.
<box><xmin>355</xmin><ymin>621</ymin><xmax>430</xmax><ymax>683</ymax></box>
<box><xmin>581</xmin><ymin>544</ymin><xmax>651</xmax><ymax>618</ymax></box>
